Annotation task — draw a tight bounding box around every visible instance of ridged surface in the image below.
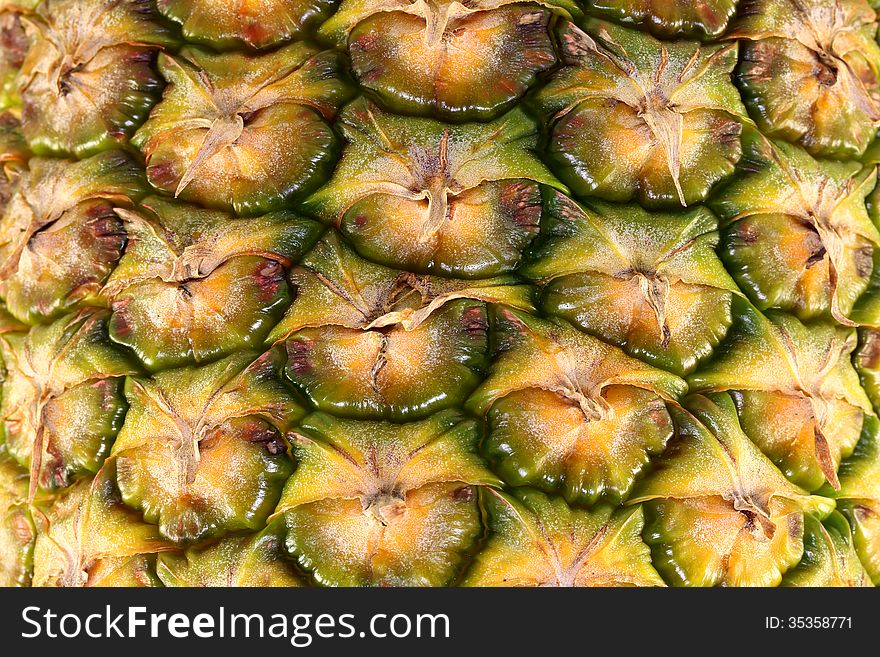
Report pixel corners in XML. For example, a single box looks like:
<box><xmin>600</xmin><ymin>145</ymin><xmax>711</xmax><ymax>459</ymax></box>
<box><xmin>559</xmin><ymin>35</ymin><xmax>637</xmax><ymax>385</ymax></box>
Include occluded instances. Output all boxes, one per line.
<box><xmin>0</xmin><ymin>0</ymin><xmax>879</xmax><ymax>587</ymax></box>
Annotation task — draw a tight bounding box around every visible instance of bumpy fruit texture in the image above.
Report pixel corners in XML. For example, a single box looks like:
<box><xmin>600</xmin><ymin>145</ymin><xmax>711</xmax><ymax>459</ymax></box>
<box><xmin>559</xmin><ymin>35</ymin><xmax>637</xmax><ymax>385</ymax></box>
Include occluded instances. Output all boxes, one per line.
<box><xmin>0</xmin><ymin>455</ymin><xmax>33</xmax><ymax>586</ymax></box>
<box><xmin>524</xmin><ymin>192</ymin><xmax>739</xmax><ymax>375</ymax></box>
<box><xmin>830</xmin><ymin>415</ymin><xmax>880</xmax><ymax>583</ymax></box>
<box><xmin>732</xmin><ymin>0</ymin><xmax>880</xmax><ymax>159</ymax></box>
<box><xmin>134</xmin><ymin>42</ymin><xmax>352</xmax><ymax>215</ymax></box>
<box><xmin>271</xmin><ymin>231</ymin><xmax>533</xmax><ymax>419</ymax></box>
<box><xmin>303</xmin><ymin>98</ymin><xmax>563</xmax><ymax>276</ymax></box>
<box><xmin>0</xmin><ymin>310</ymin><xmax>137</xmax><ymax>493</ymax></box>
<box><xmin>712</xmin><ymin>131</ymin><xmax>879</xmax><ymax>326</ymax></box>
<box><xmin>534</xmin><ymin>19</ymin><xmax>747</xmax><ymax>206</ymax></box>
<box><xmin>468</xmin><ymin>308</ymin><xmax>686</xmax><ymax>504</ymax></box>
<box><xmin>17</xmin><ymin>0</ymin><xmax>174</xmax><ymax>157</ymax></box>
<box><xmin>111</xmin><ymin>350</ymin><xmax>302</xmax><ymax>543</ymax></box>
<box><xmin>0</xmin><ymin>151</ymin><xmax>144</xmax><ymax>323</ymax></box>
<box><xmin>321</xmin><ymin>0</ymin><xmax>579</xmax><ymax>120</ymax></box>
<box><xmin>464</xmin><ymin>489</ymin><xmax>665</xmax><ymax>586</ymax></box>
<box><xmin>275</xmin><ymin>410</ymin><xmax>498</xmax><ymax>586</ymax></box>
<box><xmin>156</xmin><ymin>522</ymin><xmax>303</xmax><ymax>586</ymax></box>
<box><xmin>589</xmin><ymin>0</ymin><xmax>739</xmax><ymax>38</ymax></box>
<box><xmin>782</xmin><ymin>511</ymin><xmax>872</xmax><ymax>587</ymax></box>
<box><xmin>105</xmin><ymin>197</ymin><xmax>321</xmax><ymax>369</ymax></box>
<box><xmin>690</xmin><ymin>306</ymin><xmax>872</xmax><ymax>491</ymax></box>
<box><xmin>29</xmin><ymin>464</ymin><xmax>172</xmax><ymax>587</ymax></box>
<box><xmin>635</xmin><ymin>393</ymin><xmax>834</xmax><ymax>587</ymax></box>
<box><xmin>156</xmin><ymin>0</ymin><xmax>338</xmax><ymax>51</ymax></box>
<box><xmin>1</xmin><ymin>0</ymin><xmax>880</xmax><ymax>588</ymax></box>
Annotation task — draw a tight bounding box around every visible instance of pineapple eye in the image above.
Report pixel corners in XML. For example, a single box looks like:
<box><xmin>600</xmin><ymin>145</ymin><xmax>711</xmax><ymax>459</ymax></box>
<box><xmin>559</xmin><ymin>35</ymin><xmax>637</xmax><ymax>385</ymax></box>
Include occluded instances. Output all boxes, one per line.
<box><xmin>29</xmin><ymin>468</ymin><xmax>171</xmax><ymax>587</ymax></box>
<box><xmin>829</xmin><ymin>414</ymin><xmax>880</xmax><ymax>585</ymax></box>
<box><xmin>321</xmin><ymin>0</ymin><xmax>574</xmax><ymax>120</ymax></box>
<box><xmin>304</xmin><ymin>98</ymin><xmax>563</xmax><ymax>277</ymax></box>
<box><xmin>535</xmin><ymin>19</ymin><xmax>747</xmax><ymax>208</ymax></box>
<box><xmin>156</xmin><ymin>0</ymin><xmax>337</xmax><ymax>51</ymax></box>
<box><xmin>524</xmin><ymin>192</ymin><xmax>738</xmax><ymax>376</ymax></box>
<box><xmin>632</xmin><ymin>392</ymin><xmax>834</xmax><ymax>587</ymax></box>
<box><xmin>157</xmin><ymin>522</ymin><xmax>303</xmax><ymax>587</ymax></box>
<box><xmin>689</xmin><ymin>306</ymin><xmax>872</xmax><ymax>492</ymax></box>
<box><xmin>839</xmin><ymin>502</ymin><xmax>880</xmax><ymax>585</ymax></box>
<box><xmin>463</xmin><ymin>489</ymin><xmax>664</xmax><ymax>587</ymax></box>
<box><xmin>782</xmin><ymin>511</ymin><xmax>873</xmax><ymax>587</ymax></box>
<box><xmin>711</xmin><ymin>133</ymin><xmax>879</xmax><ymax>325</ymax></box>
<box><xmin>273</xmin><ymin>410</ymin><xmax>499</xmax><ymax>586</ymax></box>
<box><xmin>0</xmin><ymin>151</ymin><xmax>144</xmax><ymax>325</ymax></box>
<box><xmin>813</xmin><ymin>51</ymin><xmax>838</xmax><ymax>86</ymax></box>
<box><xmin>104</xmin><ymin>197</ymin><xmax>321</xmax><ymax>371</ymax></box>
<box><xmin>133</xmin><ymin>44</ymin><xmax>352</xmax><ymax>216</ymax></box>
<box><xmin>270</xmin><ymin>231</ymin><xmax>537</xmax><ymax>420</ymax></box>
<box><xmin>0</xmin><ymin>310</ymin><xmax>136</xmax><ymax>494</ymax></box>
<box><xmin>17</xmin><ymin>0</ymin><xmax>174</xmax><ymax>158</ymax></box>
<box><xmin>110</xmin><ymin>352</ymin><xmax>303</xmax><ymax>544</ymax></box>
<box><xmin>467</xmin><ymin>308</ymin><xmax>686</xmax><ymax>504</ymax></box>
<box><xmin>282</xmin><ymin>301</ymin><xmax>489</xmax><ymax>421</ymax></box>
<box><xmin>732</xmin><ymin>0</ymin><xmax>880</xmax><ymax>159</ymax></box>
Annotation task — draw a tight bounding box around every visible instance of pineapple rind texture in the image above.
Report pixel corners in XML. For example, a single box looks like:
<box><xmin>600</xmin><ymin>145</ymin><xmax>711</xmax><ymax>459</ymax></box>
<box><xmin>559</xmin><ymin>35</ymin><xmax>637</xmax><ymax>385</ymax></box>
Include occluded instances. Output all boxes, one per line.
<box><xmin>17</xmin><ymin>0</ymin><xmax>176</xmax><ymax>157</ymax></box>
<box><xmin>0</xmin><ymin>0</ymin><xmax>879</xmax><ymax>587</ymax></box>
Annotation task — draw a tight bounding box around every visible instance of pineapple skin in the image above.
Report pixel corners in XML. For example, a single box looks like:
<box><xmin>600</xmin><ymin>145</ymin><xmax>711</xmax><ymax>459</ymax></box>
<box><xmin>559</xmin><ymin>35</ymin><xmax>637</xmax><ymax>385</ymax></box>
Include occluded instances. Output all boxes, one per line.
<box><xmin>0</xmin><ymin>0</ymin><xmax>879</xmax><ymax>588</ymax></box>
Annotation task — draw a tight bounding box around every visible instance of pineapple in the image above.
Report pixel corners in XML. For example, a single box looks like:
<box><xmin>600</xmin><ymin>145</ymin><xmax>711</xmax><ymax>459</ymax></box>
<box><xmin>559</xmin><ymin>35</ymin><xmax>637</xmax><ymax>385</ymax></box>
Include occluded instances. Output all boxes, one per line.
<box><xmin>1</xmin><ymin>0</ymin><xmax>880</xmax><ymax>589</ymax></box>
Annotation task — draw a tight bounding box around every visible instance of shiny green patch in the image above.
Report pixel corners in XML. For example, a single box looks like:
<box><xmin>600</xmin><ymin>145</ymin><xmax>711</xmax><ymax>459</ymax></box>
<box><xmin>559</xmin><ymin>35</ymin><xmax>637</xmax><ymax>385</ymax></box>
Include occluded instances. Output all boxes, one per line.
<box><xmin>286</xmin><ymin>300</ymin><xmax>488</xmax><ymax>420</ymax></box>
<box><xmin>831</xmin><ymin>418</ymin><xmax>880</xmax><ymax>583</ymax></box>
<box><xmin>157</xmin><ymin>0</ymin><xmax>337</xmax><ymax>50</ymax></box>
<box><xmin>590</xmin><ymin>0</ymin><xmax>738</xmax><ymax>38</ymax></box>
<box><xmin>782</xmin><ymin>512</ymin><xmax>872</xmax><ymax>586</ymax></box>
<box><xmin>273</xmin><ymin>232</ymin><xmax>532</xmax><ymax>420</ymax></box>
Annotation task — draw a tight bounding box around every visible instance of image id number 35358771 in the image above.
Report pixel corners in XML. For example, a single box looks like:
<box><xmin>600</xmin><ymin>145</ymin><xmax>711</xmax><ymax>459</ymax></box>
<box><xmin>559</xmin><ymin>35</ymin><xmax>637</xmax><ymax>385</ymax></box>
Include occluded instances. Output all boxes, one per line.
<box><xmin>765</xmin><ymin>617</ymin><xmax>852</xmax><ymax>630</ymax></box>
